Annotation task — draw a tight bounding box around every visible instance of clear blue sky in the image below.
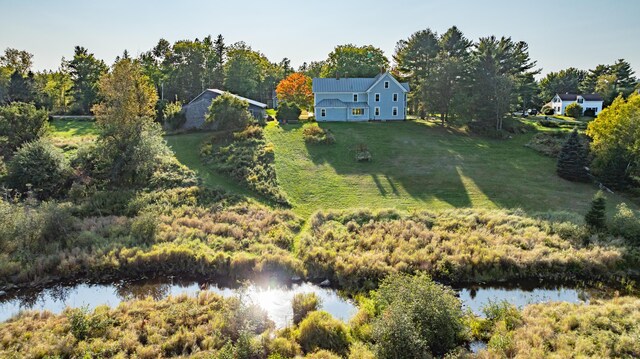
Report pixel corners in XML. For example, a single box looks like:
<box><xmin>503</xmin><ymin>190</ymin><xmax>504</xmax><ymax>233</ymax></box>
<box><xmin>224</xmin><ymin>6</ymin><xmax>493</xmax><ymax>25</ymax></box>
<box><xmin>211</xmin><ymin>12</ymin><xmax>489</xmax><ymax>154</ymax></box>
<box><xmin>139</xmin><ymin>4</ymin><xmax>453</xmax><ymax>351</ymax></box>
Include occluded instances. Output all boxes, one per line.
<box><xmin>1</xmin><ymin>0</ymin><xmax>639</xmax><ymax>77</ymax></box>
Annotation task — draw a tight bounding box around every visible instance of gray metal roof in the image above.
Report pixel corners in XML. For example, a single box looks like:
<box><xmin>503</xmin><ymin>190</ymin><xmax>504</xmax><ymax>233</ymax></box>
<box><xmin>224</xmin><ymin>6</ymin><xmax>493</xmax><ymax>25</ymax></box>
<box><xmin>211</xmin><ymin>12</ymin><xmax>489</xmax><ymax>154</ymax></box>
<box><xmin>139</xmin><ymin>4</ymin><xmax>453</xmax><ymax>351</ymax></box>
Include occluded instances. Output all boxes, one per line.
<box><xmin>188</xmin><ymin>89</ymin><xmax>267</xmax><ymax>108</ymax></box>
<box><xmin>348</xmin><ymin>102</ymin><xmax>369</xmax><ymax>108</ymax></box>
<box><xmin>401</xmin><ymin>83</ymin><xmax>410</xmax><ymax>91</ymax></box>
<box><xmin>313</xmin><ymin>78</ymin><xmax>376</xmax><ymax>92</ymax></box>
<box><xmin>316</xmin><ymin>99</ymin><xmax>347</xmax><ymax>107</ymax></box>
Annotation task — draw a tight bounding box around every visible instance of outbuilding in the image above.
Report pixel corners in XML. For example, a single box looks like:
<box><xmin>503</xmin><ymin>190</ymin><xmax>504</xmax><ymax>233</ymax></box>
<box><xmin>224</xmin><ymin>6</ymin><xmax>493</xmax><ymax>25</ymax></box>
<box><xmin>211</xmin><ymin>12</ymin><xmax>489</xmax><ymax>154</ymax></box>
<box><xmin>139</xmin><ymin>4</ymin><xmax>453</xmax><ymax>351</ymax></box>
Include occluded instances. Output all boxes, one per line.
<box><xmin>181</xmin><ymin>89</ymin><xmax>267</xmax><ymax>129</ymax></box>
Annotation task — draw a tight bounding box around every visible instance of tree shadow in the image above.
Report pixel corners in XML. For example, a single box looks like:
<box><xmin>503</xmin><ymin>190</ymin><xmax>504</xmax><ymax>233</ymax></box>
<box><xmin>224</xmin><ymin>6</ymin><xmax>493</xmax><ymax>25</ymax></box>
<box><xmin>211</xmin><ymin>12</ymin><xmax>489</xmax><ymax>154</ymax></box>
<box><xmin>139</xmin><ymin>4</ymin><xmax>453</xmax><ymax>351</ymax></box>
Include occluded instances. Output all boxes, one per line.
<box><xmin>303</xmin><ymin>121</ymin><xmax>475</xmax><ymax>208</ymax></box>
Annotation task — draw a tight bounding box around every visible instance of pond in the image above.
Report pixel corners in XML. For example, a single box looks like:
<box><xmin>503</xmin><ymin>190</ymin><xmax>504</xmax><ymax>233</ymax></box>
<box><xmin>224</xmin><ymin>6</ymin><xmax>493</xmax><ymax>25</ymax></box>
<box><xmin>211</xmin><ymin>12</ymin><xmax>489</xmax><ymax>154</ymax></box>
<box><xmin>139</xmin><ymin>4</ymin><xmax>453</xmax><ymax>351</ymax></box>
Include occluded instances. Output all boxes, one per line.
<box><xmin>0</xmin><ymin>278</ymin><xmax>597</xmax><ymax>328</ymax></box>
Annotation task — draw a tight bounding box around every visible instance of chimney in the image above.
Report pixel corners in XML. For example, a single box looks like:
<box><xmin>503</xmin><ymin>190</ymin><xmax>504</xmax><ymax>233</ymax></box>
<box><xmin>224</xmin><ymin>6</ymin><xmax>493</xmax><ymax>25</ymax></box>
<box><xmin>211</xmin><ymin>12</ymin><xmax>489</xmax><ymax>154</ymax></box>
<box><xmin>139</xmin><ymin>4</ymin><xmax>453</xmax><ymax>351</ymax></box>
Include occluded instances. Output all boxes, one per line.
<box><xmin>336</xmin><ymin>72</ymin><xmax>340</xmax><ymax>80</ymax></box>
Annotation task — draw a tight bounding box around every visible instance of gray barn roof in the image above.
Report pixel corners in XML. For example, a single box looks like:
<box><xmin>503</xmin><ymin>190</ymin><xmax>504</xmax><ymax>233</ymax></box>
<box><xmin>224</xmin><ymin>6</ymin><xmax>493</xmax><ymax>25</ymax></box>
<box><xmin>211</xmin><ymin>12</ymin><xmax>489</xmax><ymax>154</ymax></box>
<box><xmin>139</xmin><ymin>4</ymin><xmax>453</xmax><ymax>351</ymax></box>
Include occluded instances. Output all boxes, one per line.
<box><xmin>188</xmin><ymin>89</ymin><xmax>267</xmax><ymax>108</ymax></box>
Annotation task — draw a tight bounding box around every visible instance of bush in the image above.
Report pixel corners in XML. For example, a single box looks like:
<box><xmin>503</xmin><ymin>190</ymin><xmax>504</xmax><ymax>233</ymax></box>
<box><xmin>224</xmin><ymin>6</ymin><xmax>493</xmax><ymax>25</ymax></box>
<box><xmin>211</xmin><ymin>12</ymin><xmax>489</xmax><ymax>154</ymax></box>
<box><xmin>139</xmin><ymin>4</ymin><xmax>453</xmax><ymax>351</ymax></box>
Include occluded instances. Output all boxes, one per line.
<box><xmin>292</xmin><ymin>293</ymin><xmax>321</xmax><ymax>325</ymax></box>
<box><xmin>0</xmin><ymin>102</ymin><xmax>49</xmax><ymax>156</ymax></box>
<box><xmin>371</xmin><ymin>273</ymin><xmax>465</xmax><ymax>358</ymax></box>
<box><xmin>297</xmin><ymin>311</ymin><xmax>350</xmax><ymax>356</ymax></box>
<box><xmin>585</xmin><ymin>191</ymin><xmax>607</xmax><ymax>231</ymax></box>
<box><xmin>278</xmin><ymin>102</ymin><xmax>302</xmax><ymax>122</ymax></box>
<box><xmin>202</xmin><ymin>126</ymin><xmax>289</xmax><ymax>205</ymax></box>
<box><xmin>564</xmin><ymin>103</ymin><xmax>583</xmax><ymax>118</ymax></box>
<box><xmin>610</xmin><ymin>203</ymin><xmax>640</xmax><ymax>245</ymax></box>
<box><xmin>525</xmin><ymin>132</ymin><xmax>566</xmax><ymax>157</ymax></box>
<box><xmin>355</xmin><ymin>144</ymin><xmax>371</xmax><ymax>162</ymax></box>
<box><xmin>162</xmin><ymin>101</ymin><xmax>186</xmax><ymax>130</ymax></box>
<box><xmin>6</xmin><ymin>139</ymin><xmax>72</xmax><ymax>199</ymax></box>
<box><xmin>206</xmin><ymin>93</ymin><xmax>252</xmax><ymax>131</ymax></box>
<box><xmin>541</xmin><ymin>104</ymin><xmax>555</xmax><ymax>115</ymax></box>
<box><xmin>556</xmin><ymin>129</ymin><xmax>589</xmax><ymax>182</ymax></box>
<box><xmin>302</xmin><ymin>123</ymin><xmax>335</xmax><ymax>144</ymax></box>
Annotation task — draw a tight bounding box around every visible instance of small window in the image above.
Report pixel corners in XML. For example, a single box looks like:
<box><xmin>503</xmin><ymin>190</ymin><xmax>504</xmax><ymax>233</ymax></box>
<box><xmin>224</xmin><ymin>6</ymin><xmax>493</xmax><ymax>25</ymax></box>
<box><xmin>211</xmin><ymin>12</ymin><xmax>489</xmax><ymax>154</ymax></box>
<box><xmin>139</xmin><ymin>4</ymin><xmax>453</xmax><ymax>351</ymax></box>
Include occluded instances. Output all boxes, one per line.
<box><xmin>375</xmin><ymin>93</ymin><xmax>380</xmax><ymax>102</ymax></box>
<box><xmin>393</xmin><ymin>93</ymin><xmax>398</xmax><ymax>102</ymax></box>
<box><xmin>392</xmin><ymin>107</ymin><xmax>398</xmax><ymax>116</ymax></box>
<box><xmin>577</xmin><ymin>98</ymin><xmax>584</xmax><ymax>104</ymax></box>
<box><xmin>353</xmin><ymin>94</ymin><xmax>358</xmax><ymax>102</ymax></box>
<box><xmin>352</xmin><ymin>108</ymin><xmax>364</xmax><ymax>116</ymax></box>
<box><xmin>375</xmin><ymin>107</ymin><xmax>380</xmax><ymax>116</ymax></box>
<box><xmin>321</xmin><ymin>109</ymin><xmax>326</xmax><ymax>117</ymax></box>
<box><xmin>384</xmin><ymin>81</ymin><xmax>389</xmax><ymax>88</ymax></box>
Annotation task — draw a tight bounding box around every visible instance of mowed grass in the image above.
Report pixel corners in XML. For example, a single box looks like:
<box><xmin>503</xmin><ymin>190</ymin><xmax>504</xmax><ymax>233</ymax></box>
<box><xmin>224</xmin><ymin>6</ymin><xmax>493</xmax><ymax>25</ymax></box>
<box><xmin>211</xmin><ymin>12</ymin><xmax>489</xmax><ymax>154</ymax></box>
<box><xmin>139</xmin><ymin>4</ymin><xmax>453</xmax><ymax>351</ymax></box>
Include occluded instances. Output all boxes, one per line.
<box><xmin>264</xmin><ymin>120</ymin><xmax>630</xmax><ymax>217</ymax></box>
<box><xmin>49</xmin><ymin>118</ymin><xmax>99</xmax><ymax>138</ymax></box>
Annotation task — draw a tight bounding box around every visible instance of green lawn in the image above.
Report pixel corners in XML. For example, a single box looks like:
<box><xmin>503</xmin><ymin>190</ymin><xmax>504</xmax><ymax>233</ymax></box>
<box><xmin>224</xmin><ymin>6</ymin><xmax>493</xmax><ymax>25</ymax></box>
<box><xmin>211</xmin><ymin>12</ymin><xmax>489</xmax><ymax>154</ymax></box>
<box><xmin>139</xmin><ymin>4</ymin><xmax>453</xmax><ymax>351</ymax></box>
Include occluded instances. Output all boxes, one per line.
<box><xmin>49</xmin><ymin>118</ymin><xmax>99</xmax><ymax>138</ymax></box>
<box><xmin>263</xmin><ymin>120</ymin><xmax>630</xmax><ymax>217</ymax></box>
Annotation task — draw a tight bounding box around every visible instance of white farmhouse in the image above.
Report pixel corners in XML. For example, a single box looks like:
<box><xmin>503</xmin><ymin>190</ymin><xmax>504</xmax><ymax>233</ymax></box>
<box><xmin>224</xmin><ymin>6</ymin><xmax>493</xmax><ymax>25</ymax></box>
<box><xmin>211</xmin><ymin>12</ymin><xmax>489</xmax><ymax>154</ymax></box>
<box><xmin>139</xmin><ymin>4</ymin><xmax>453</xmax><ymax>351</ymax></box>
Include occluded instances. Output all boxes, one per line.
<box><xmin>550</xmin><ymin>93</ymin><xmax>604</xmax><ymax>116</ymax></box>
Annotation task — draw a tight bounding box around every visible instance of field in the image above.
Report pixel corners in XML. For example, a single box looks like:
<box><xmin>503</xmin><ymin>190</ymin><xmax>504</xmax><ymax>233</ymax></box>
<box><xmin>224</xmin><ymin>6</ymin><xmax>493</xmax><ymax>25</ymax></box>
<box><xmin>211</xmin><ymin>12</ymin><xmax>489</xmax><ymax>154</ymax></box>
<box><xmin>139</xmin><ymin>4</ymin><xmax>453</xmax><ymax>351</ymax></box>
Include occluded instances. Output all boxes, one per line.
<box><xmin>264</xmin><ymin>120</ymin><xmax>628</xmax><ymax>216</ymax></box>
<box><xmin>46</xmin><ymin>118</ymin><xmax>632</xmax><ymax>217</ymax></box>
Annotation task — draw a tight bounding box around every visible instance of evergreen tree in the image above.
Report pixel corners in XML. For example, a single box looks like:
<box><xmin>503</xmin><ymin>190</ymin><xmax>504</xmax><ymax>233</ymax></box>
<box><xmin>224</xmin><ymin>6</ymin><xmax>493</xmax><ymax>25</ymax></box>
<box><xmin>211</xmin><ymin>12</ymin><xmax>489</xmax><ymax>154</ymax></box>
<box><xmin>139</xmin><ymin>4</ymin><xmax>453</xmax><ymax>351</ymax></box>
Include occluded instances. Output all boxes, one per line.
<box><xmin>7</xmin><ymin>70</ymin><xmax>34</xmax><ymax>103</ymax></box>
<box><xmin>556</xmin><ymin>129</ymin><xmax>589</xmax><ymax>182</ymax></box>
<box><xmin>585</xmin><ymin>191</ymin><xmax>607</xmax><ymax>231</ymax></box>
<box><xmin>67</xmin><ymin>46</ymin><xmax>108</xmax><ymax>114</ymax></box>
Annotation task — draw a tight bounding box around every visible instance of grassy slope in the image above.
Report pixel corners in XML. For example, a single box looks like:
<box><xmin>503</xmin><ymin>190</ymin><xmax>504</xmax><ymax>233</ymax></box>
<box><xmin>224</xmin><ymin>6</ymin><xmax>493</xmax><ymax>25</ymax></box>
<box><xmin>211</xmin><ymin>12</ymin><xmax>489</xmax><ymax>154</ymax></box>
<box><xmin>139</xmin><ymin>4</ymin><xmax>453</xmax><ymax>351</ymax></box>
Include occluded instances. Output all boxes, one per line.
<box><xmin>264</xmin><ymin>120</ymin><xmax>630</xmax><ymax>217</ymax></box>
<box><xmin>164</xmin><ymin>132</ymin><xmax>261</xmax><ymax>200</ymax></box>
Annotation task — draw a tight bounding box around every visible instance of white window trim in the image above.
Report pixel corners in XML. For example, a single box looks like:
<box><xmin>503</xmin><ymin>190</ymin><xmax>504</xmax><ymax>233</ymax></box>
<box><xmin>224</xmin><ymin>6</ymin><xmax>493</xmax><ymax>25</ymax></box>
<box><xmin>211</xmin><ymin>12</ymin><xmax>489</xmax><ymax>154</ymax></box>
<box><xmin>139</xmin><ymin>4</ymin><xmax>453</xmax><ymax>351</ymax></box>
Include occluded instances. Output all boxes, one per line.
<box><xmin>375</xmin><ymin>93</ymin><xmax>380</xmax><ymax>102</ymax></box>
<box><xmin>393</xmin><ymin>93</ymin><xmax>398</xmax><ymax>102</ymax></box>
<box><xmin>351</xmin><ymin>108</ymin><xmax>365</xmax><ymax>116</ymax></box>
<box><xmin>384</xmin><ymin>81</ymin><xmax>389</xmax><ymax>88</ymax></box>
<box><xmin>392</xmin><ymin>106</ymin><xmax>398</xmax><ymax>116</ymax></box>
<box><xmin>320</xmin><ymin>108</ymin><xmax>326</xmax><ymax>117</ymax></box>
<box><xmin>353</xmin><ymin>93</ymin><xmax>358</xmax><ymax>102</ymax></box>
<box><xmin>374</xmin><ymin>107</ymin><xmax>380</xmax><ymax>116</ymax></box>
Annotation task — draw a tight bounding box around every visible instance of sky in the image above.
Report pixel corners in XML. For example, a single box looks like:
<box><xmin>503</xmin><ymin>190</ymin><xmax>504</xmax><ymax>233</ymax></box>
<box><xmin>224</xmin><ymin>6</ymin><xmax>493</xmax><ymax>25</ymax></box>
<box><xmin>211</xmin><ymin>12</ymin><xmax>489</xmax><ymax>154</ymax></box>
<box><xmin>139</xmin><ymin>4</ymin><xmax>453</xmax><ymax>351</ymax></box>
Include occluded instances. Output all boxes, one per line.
<box><xmin>1</xmin><ymin>0</ymin><xmax>639</xmax><ymax>78</ymax></box>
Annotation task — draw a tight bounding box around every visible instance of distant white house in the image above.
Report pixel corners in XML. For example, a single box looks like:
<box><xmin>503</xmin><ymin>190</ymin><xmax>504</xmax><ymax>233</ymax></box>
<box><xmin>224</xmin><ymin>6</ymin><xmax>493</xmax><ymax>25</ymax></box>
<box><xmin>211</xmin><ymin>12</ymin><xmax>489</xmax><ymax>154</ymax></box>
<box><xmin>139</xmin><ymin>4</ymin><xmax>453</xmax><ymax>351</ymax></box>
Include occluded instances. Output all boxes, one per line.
<box><xmin>550</xmin><ymin>93</ymin><xmax>603</xmax><ymax>116</ymax></box>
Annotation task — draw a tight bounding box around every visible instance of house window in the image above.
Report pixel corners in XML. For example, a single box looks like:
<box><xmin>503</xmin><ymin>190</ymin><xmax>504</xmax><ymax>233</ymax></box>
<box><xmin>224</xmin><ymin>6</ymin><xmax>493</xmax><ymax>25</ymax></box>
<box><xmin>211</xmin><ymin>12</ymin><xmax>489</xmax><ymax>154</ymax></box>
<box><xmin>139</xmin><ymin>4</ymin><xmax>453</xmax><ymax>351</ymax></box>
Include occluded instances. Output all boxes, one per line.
<box><xmin>384</xmin><ymin>81</ymin><xmax>389</xmax><ymax>88</ymax></box>
<box><xmin>375</xmin><ymin>93</ymin><xmax>380</xmax><ymax>102</ymax></box>
<box><xmin>321</xmin><ymin>109</ymin><xmax>326</xmax><ymax>117</ymax></box>
<box><xmin>352</xmin><ymin>108</ymin><xmax>364</xmax><ymax>116</ymax></box>
<box><xmin>393</xmin><ymin>93</ymin><xmax>398</xmax><ymax>102</ymax></box>
<box><xmin>577</xmin><ymin>98</ymin><xmax>584</xmax><ymax>104</ymax></box>
<box><xmin>392</xmin><ymin>107</ymin><xmax>398</xmax><ymax>116</ymax></box>
<box><xmin>375</xmin><ymin>107</ymin><xmax>380</xmax><ymax>116</ymax></box>
<box><xmin>353</xmin><ymin>94</ymin><xmax>358</xmax><ymax>102</ymax></box>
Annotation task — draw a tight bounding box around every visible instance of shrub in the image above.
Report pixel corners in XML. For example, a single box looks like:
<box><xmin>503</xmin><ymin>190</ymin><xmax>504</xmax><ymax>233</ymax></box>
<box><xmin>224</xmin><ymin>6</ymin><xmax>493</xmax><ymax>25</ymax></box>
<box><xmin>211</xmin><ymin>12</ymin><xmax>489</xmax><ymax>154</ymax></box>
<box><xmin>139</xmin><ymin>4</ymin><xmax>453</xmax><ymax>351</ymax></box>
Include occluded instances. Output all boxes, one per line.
<box><xmin>556</xmin><ymin>129</ymin><xmax>589</xmax><ymax>182</ymax></box>
<box><xmin>371</xmin><ymin>272</ymin><xmax>465</xmax><ymax>358</ymax></box>
<box><xmin>564</xmin><ymin>103</ymin><xmax>583</xmax><ymax>118</ymax></box>
<box><xmin>206</xmin><ymin>93</ymin><xmax>252</xmax><ymax>131</ymax></box>
<box><xmin>583</xmin><ymin>108</ymin><xmax>596</xmax><ymax>117</ymax></box>
<box><xmin>6</xmin><ymin>139</ymin><xmax>71</xmax><ymax>199</ymax></box>
<box><xmin>0</xmin><ymin>102</ymin><xmax>49</xmax><ymax>156</ymax></box>
<box><xmin>585</xmin><ymin>191</ymin><xmax>607</xmax><ymax>231</ymax></box>
<box><xmin>297</xmin><ymin>311</ymin><xmax>350</xmax><ymax>356</ymax></box>
<box><xmin>541</xmin><ymin>104</ymin><xmax>555</xmax><ymax>115</ymax></box>
<box><xmin>202</xmin><ymin>126</ymin><xmax>289</xmax><ymax>205</ymax></box>
<box><xmin>292</xmin><ymin>293</ymin><xmax>321</xmax><ymax>325</ymax></box>
<box><xmin>525</xmin><ymin>132</ymin><xmax>566</xmax><ymax>157</ymax></box>
<box><xmin>278</xmin><ymin>102</ymin><xmax>302</xmax><ymax>122</ymax></box>
<box><xmin>131</xmin><ymin>211</ymin><xmax>158</xmax><ymax>245</ymax></box>
<box><xmin>162</xmin><ymin>101</ymin><xmax>186</xmax><ymax>130</ymax></box>
<box><xmin>355</xmin><ymin>144</ymin><xmax>371</xmax><ymax>162</ymax></box>
<box><xmin>302</xmin><ymin>123</ymin><xmax>335</xmax><ymax>144</ymax></box>
<box><xmin>304</xmin><ymin>350</ymin><xmax>342</xmax><ymax>359</ymax></box>
<box><xmin>610</xmin><ymin>203</ymin><xmax>640</xmax><ymax>245</ymax></box>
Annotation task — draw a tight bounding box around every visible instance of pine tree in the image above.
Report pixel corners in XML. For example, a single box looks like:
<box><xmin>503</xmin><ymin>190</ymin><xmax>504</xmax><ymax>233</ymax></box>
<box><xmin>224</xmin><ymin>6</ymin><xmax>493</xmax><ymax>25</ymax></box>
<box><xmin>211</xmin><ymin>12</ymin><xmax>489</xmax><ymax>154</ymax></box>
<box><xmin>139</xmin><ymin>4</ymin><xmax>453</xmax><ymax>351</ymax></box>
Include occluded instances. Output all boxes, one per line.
<box><xmin>585</xmin><ymin>191</ymin><xmax>607</xmax><ymax>231</ymax></box>
<box><xmin>557</xmin><ymin>129</ymin><xmax>589</xmax><ymax>182</ymax></box>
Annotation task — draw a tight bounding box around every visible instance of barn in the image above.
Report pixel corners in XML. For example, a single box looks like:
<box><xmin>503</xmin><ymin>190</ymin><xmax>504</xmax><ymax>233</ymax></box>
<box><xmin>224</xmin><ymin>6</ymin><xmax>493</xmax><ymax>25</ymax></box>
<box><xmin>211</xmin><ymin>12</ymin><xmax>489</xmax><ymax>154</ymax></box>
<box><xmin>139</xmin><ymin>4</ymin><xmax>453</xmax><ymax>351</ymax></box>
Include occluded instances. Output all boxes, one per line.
<box><xmin>181</xmin><ymin>89</ymin><xmax>267</xmax><ymax>129</ymax></box>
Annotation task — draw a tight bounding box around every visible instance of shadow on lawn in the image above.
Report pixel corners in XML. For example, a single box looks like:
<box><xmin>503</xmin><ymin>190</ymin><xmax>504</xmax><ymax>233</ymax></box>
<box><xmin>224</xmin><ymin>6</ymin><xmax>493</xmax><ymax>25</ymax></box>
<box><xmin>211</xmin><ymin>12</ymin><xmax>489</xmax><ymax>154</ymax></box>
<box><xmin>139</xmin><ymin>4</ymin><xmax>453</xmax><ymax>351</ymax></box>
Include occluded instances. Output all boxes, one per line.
<box><xmin>301</xmin><ymin>120</ymin><xmax>608</xmax><ymax>212</ymax></box>
<box><xmin>50</xmin><ymin>119</ymin><xmax>97</xmax><ymax>136</ymax></box>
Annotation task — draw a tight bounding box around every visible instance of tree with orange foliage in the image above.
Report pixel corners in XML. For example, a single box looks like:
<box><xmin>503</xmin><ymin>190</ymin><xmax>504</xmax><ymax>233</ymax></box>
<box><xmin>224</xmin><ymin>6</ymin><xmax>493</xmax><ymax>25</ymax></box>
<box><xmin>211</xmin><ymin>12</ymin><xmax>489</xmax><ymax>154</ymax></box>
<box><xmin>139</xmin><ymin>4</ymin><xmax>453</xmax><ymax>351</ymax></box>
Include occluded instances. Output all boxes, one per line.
<box><xmin>275</xmin><ymin>72</ymin><xmax>313</xmax><ymax>109</ymax></box>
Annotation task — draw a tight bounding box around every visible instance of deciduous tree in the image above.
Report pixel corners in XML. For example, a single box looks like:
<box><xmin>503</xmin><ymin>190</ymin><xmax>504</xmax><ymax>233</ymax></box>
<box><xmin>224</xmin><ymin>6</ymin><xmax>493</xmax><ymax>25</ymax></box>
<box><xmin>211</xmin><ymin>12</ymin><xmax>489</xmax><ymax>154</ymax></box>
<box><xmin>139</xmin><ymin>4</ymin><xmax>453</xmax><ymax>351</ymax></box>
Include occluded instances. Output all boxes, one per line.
<box><xmin>321</xmin><ymin>44</ymin><xmax>389</xmax><ymax>78</ymax></box>
<box><xmin>276</xmin><ymin>72</ymin><xmax>312</xmax><ymax>109</ymax></box>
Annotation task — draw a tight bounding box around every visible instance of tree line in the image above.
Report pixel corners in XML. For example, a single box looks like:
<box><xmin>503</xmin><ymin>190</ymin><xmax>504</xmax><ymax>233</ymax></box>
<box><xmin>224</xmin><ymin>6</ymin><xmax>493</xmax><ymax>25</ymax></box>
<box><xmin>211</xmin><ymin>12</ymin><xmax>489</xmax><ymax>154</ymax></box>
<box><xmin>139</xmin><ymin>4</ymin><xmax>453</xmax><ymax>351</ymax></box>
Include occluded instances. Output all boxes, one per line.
<box><xmin>1</xmin><ymin>28</ymin><xmax>637</xmax><ymax>130</ymax></box>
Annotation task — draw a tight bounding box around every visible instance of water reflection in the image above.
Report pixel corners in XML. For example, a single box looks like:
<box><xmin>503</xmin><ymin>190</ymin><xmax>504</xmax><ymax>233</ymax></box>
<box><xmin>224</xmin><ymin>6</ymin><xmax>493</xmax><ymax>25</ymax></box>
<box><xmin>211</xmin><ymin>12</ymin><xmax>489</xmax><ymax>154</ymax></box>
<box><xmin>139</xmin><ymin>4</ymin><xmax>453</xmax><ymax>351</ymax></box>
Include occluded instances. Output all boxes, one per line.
<box><xmin>0</xmin><ymin>279</ymin><xmax>358</xmax><ymax>328</ymax></box>
<box><xmin>0</xmin><ymin>278</ymin><xmax>603</xmax><ymax>328</ymax></box>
